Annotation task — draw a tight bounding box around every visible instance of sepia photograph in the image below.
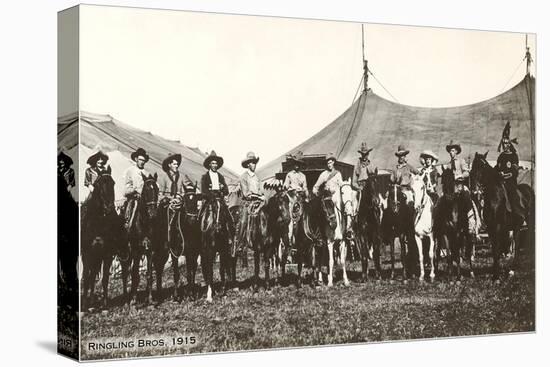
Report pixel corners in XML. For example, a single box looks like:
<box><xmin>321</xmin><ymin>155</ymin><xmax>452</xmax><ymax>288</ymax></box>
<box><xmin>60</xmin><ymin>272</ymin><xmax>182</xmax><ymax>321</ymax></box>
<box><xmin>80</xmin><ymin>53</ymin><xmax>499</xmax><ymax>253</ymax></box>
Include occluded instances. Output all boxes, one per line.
<box><xmin>57</xmin><ymin>4</ymin><xmax>535</xmax><ymax>361</ymax></box>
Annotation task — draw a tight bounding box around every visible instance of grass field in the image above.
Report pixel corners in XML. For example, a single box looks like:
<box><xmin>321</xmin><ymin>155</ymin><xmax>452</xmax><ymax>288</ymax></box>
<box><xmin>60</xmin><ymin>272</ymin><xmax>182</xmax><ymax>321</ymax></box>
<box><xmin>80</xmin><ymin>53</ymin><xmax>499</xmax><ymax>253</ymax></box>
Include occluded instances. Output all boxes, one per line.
<box><xmin>80</xmin><ymin>239</ymin><xmax>535</xmax><ymax>360</ymax></box>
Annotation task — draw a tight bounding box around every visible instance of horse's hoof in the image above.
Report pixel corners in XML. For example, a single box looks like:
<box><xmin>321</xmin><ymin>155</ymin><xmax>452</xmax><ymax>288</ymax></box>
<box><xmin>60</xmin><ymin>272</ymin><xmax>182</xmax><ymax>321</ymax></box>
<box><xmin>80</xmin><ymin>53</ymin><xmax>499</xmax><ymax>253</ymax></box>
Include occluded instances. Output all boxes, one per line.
<box><xmin>389</xmin><ymin>279</ymin><xmax>395</xmax><ymax>285</ymax></box>
<box><xmin>509</xmin><ymin>270</ymin><xmax>515</xmax><ymax>277</ymax></box>
<box><xmin>403</xmin><ymin>280</ymin><xmax>408</xmax><ymax>285</ymax></box>
<box><xmin>343</xmin><ymin>280</ymin><xmax>350</xmax><ymax>287</ymax></box>
<box><xmin>449</xmin><ymin>280</ymin><xmax>455</xmax><ymax>286</ymax></box>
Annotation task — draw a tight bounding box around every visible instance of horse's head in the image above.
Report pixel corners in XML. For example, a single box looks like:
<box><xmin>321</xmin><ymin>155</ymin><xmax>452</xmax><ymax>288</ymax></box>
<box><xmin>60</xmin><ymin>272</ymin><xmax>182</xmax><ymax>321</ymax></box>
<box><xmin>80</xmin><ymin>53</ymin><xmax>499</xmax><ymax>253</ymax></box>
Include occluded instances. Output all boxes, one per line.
<box><xmin>410</xmin><ymin>174</ymin><xmax>427</xmax><ymax>212</ymax></box>
<box><xmin>320</xmin><ymin>193</ymin><xmax>338</xmax><ymax>230</ymax></box>
<box><xmin>441</xmin><ymin>167</ymin><xmax>455</xmax><ymax>197</ymax></box>
<box><xmin>268</xmin><ymin>191</ymin><xmax>291</xmax><ymax>226</ymax></box>
<box><xmin>91</xmin><ymin>169</ymin><xmax>116</xmax><ymax>216</ymax></box>
<box><xmin>387</xmin><ymin>182</ymin><xmax>401</xmax><ymax>214</ymax></box>
<box><xmin>140</xmin><ymin>172</ymin><xmax>159</xmax><ymax>219</ymax></box>
<box><xmin>183</xmin><ymin>191</ymin><xmax>201</xmax><ymax>216</ymax></box>
<box><xmin>340</xmin><ymin>181</ymin><xmax>358</xmax><ymax>234</ymax></box>
<box><xmin>470</xmin><ymin>151</ymin><xmax>490</xmax><ymax>189</ymax></box>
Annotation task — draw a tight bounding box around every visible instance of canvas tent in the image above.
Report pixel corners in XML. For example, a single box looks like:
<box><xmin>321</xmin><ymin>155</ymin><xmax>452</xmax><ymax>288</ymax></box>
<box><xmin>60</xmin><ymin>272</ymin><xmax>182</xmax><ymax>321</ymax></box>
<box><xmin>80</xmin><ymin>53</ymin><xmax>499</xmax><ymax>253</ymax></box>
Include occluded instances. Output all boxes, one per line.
<box><xmin>257</xmin><ymin>75</ymin><xmax>535</xmax><ymax>187</ymax></box>
<box><xmin>58</xmin><ymin>111</ymin><xmax>238</xmax><ymax>202</ymax></box>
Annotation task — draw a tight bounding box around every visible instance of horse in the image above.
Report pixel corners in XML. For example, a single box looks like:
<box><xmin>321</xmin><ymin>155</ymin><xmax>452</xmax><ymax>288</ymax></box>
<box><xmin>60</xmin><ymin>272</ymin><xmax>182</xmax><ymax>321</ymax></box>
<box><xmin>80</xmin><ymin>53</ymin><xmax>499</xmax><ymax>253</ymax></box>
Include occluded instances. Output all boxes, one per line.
<box><xmin>410</xmin><ymin>174</ymin><xmax>435</xmax><ymax>281</ymax></box>
<box><xmin>340</xmin><ymin>181</ymin><xmax>359</xmax><ymax>285</ymax></box>
<box><xmin>309</xmin><ymin>188</ymin><xmax>343</xmax><ymax>287</ymax></box>
<box><xmin>180</xmin><ymin>191</ymin><xmax>203</xmax><ymax>299</ymax></box>
<box><xmin>470</xmin><ymin>152</ymin><xmax>535</xmax><ymax>280</ymax></box>
<box><xmin>200</xmin><ymin>194</ymin><xmax>233</xmax><ymax>302</ymax></box>
<box><xmin>355</xmin><ymin>175</ymin><xmax>384</xmax><ymax>280</ymax></box>
<box><xmin>57</xmin><ymin>173</ymin><xmax>78</xmax><ymax>309</ymax></box>
<box><xmin>382</xmin><ymin>181</ymin><xmax>415</xmax><ymax>280</ymax></box>
<box><xmin>81</xmin><ymin>168</ymin><xmax>126</xmax><ymax>308</ymax></box>
<box><xmin>435</xmin><ymin>168</ymin><xmax>479</xmax><ymax>280</ymax></box>
<box><xmin>264</xmin><ymin>191</ymin><xmax>292</xmax><ymax>289</ymax></box>
<box><xmin>152</xmin><ymin>194</ymin><xmax>185</xmax><ymax>303</ymax></box>
<box><xmin>127</xmin><ymin>173</ymin><xmax>159</xmax><ymax>305</ymax></box>
<box><xmin>237</xmin><ymin>196</ymin><xmax>268</xmax><ymax>291</ymax></box>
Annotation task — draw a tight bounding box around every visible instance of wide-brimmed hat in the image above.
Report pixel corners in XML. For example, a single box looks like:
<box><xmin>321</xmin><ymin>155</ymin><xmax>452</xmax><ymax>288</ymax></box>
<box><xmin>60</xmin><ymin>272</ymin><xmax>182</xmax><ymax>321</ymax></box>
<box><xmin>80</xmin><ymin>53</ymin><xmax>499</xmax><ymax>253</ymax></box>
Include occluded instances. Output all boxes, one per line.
<box><xmin>326</xmin><ymin>153</ymin><xmax>337</xmax><ymax>163</ymax></box>
<box><xmin>130</xmin><ymin>147</ymin><xmax>149</xmax><ymax>162</ymax></box>
<box><xmin>241</xmin><ymin>151</ymin><xmax>260</xmax><ymax>168</ymax></box>
<box><xmin>203</xmin><ymin>150</ymin><xmax>224</xmax><ymax>169</ymax></box>
<box><xmin>162</xmin><ymin>153</ymin><xmax>182</xmax><ymax>172</ymax></box>
<box><xmin>357</xmin><ymin>142</ymin><xmax>374</xmax><ymax>155</ymax></box>
<box><xmin>58</xmin><ymin>151</ymin><xmax>73</xmax><ymax>166</ymax></box>
<box><xmin>287</xmin><ymin>151</ymin><xmax>305</xmax><ymax>166</ymax></box>
<box><xmin>394</xmin><ymin>145</ymin><xmax>410</xmax><ymax>157</ymax></box>
<box><xmin>420</xmin><ymin>150</ymin><xmax>439</xmax><ymax>162</ymax></box>
<box><xmin>87</xmin><ymin>146</ymin><xmax>109</xmax><ymax>166</ymax></box>
<box><xmin>445</xmin><ymin>140</ymin><xmax>462</xmax><ymax>154</ymax></box>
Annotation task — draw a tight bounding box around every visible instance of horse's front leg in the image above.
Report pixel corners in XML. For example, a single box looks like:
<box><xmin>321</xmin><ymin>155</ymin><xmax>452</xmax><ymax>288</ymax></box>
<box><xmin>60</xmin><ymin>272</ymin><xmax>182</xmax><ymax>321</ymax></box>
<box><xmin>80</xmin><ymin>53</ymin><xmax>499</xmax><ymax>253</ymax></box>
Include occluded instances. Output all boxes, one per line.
<box><xmin>428</xmin><ymin>234</ymin><xmax>435</xmax><ymax>281</ymax></box>
<box><xmin>373</xmin><ymin>234</ymin><xmax>382</xmax><ymax>280</ymax></box>
<box><xmin>390</xmin><ymin>236</ymin><xmax>396</xmax><ymax>280</ymax></box>
<box><xmin>400</xmin><ymin>234</ymin><xmax>409</xmax><ymax>281</ymax></box>
<box><xmin>415</xmin><ymin>235</ymin><xmax>425</xmax><ymax>281</ymax></box>
<box><xmin>253</xmin><ymin>241</ymin><xmax>261</xmax><ymax>292</ymax></box>
<box><xmin>146</xmin><ymin>251</ymin><xmax>153</xmax><ymax>305</ymax></box>
<box><xmin>327</xmin><ymin>240</ymin><xmax>334</xmax><ymax>287</ymax></box>
<box><xmin>341</xmin><ymin>239</ymin><xmax>350</xmax><ymax>286</ymax></box>
<box><xmin>171</xmin><ymin>253</ymin><xmax>180</xmax><ymax>301</ymax></box>
<box><xmin>130</xmin><ymin>251</ymin><xmax>140</xmax><ymax>305</ymax></box>
<box><xmin>101</xmin><ymin>256</ymin><xmax>111</xmax><ymax>309</ymax></box>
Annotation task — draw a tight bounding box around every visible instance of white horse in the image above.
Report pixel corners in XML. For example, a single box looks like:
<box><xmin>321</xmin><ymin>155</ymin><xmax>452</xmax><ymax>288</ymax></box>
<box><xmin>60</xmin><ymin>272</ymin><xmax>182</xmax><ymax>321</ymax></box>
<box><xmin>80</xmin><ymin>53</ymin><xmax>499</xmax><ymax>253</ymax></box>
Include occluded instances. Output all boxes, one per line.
<box><xmin>410</xmin><ymin>175</ymin><xmax>435</xmax><ymax>281</ymax></box>
<box><xmin>339</xmin><ymin>179</ymin><xmax>359</xmax><ymax>286</ymax></box>
<box><xmin>317</xmin><ymin>185</ymin><xmax>345</xmax><ymax>287</ymax></box>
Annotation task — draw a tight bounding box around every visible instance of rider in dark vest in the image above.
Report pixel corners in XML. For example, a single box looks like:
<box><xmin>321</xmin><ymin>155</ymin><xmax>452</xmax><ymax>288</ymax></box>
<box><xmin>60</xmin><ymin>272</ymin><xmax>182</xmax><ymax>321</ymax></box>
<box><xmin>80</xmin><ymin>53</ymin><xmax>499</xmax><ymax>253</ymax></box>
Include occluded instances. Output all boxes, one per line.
<box><xmin>496</xmin><ymin>124</ymin><xmax>524</xmax><ymax>218</ymax></box>
<box><xmin>199</xmin><ymin>151</ymin><xmax>235</xmax><ymax>242</ymax></box>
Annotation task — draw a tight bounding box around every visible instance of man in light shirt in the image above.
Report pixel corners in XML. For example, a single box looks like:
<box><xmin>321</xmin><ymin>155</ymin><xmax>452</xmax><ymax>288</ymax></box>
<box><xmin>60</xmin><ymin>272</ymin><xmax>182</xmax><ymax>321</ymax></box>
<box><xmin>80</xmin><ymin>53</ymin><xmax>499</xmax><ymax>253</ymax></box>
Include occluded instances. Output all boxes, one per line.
<box><xmin>443</xmin><ymin>140</ymin><xmax>470</xmax><ymax>193</ymax></box>
<box><xmin>122</xmin><ymin>147</ymin><xmax>152</xmax><ymax>229</ymax></box>
<box><xmin>237</xmin><ymin>152</ymin><xmax>265</xmax><ymax>248</ymax></box>
<box><xmin>313</xmin><ymin>153</ymin><xmax>343</xmax><ymax>197</ymax></box>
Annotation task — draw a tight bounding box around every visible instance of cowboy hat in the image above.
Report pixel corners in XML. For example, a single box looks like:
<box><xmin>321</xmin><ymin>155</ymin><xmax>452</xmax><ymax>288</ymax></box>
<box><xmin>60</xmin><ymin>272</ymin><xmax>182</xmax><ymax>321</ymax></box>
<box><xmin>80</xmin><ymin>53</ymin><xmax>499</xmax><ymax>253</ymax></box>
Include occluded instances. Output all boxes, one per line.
<box><xmin>286</xmin><ymin>151</ymin><xmax>305</xmax><ymax>166</ymax></box>
<box><xmin>420</xmin><ymin>150</ymin><xmax>439</xmax><ymax>162</ymax></box>
<box><xmin>130</xmin><ymin>147</ymin><xmax>149</xmax><ymax>162</ymax></box>
<box><xmin>58</xmin><ymin>151</ymin><xmax>73</xmax><ymax>166</ymax></box>
<box><xmin>357</xmin><ymin>142</ymin><xmax>374</xmax><ymax>155</ymax></box>
<box><xmin>87</xmin><ymin>146</ymin><xmax>109</xmax><ymax>166</ymax></box>
<box><xmin>394</xmin><ymin>144</ymin><xmax>410</xmax><ymax>157</ymax></box>
<box><xmin>326</xmin><ymin>153</ymin><xmax>337</xmax><ymax>163</ymax></box>
<box><xmin>445</xmin><ymin>140</ymin><xmax>462</xmax><ymax>154</ymax></box>
<box><xmin>162</xmin><ymin>153</ymin><xmax>182</xmax><ymax>172</ymax></box>
<box><xmin>241</xmin><ymin>151</ymin><xmax>260</xmax><ymax>168</ymax></box>
<box><xmin>203</xmin><ymin>150</ymin><xmax>224</xmax><ymax>169</ymax></box>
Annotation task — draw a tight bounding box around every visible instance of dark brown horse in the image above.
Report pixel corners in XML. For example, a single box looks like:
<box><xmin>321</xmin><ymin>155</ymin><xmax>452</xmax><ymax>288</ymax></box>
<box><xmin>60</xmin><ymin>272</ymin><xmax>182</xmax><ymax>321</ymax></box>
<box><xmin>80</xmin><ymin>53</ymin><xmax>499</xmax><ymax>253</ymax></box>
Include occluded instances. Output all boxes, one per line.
<box><xmin>153</xmin><ymin>190</ymin><xmax>203</xmax><ymax>302</ymax></box>
<box><xmin>264</xmin><ymin>191</ymin><xmax>292</xmax><ymax>289</ymax></box>
<box><xmin>58</xmin><ymin>173</ymin><xmax>78</xmax><ymax>310</ymax></box>
<box><xmin>382</xmin><ymin>182</ymin><xmax>415</xmax><ymax>280</ymax></box>
<box><xmin>200</xmin><ymin>195</ymin><xmax>232</xmax><ymax>302</ymax></box>
<box><xmin>434</xmin><ymin>168</ymin><xmax>474</xmax><ymax>281</ymax></box>
<box><xmin>81</xmin><ymin>169</ymin><xmax>126</xmax><ymax>308</ymax></box>
<box><xmin>470</xmin><ymin>152</ymin><xmax>534</xmax><ymax>280</ymax></box>
<box><xmin>356</xmin><ymin>175</ymin><xmax>383</xmax><ymax>280</ymax></box>
<box><xmin>127</xmin><ymin>173</ymin><xmax>159</xmax><ymax>305</ymax></box>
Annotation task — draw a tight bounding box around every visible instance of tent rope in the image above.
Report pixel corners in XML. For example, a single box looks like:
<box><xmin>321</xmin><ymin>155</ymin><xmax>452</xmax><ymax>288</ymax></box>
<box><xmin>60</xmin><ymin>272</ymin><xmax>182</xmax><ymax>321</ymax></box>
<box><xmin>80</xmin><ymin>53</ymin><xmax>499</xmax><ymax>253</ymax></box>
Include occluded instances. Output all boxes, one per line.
<box><xmin>368</xmin><ymin>69</ymin><xmax>399</xmax><ymax>103</ymax></box>
<box><xmin>499</xmin><ymin>56</ymin><xmax>525</xmax><ymax>94</ymax></box>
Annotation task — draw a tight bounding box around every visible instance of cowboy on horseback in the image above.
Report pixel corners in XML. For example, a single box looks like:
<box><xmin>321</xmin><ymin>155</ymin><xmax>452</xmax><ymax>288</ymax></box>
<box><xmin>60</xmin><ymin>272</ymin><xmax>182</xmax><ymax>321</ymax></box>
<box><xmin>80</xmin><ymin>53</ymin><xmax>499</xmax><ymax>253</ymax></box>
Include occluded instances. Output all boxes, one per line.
<box><xmin>122</xmin><ymin>147</ymin><xmax>152</xmax><ymax>229</ymax></box>
<box><xmin>58</xmin><ymin>150</ymin><xmax>75</xmax><ymax>191</ymax></box>
<box><xmin>199</xmin><ymin>151</ymin><xmax>236</xmax><ymax>242</ymax></box>
<box><xmin>353</xmin><ymin>142</ymin><xmax>377</xmax><ymax>191</ymax></box>
<box><xmin>313</xmin><ymin>153</ymin><xmax>343</xmax><ymax>197</ymax></box>
<box><xmin>283</xmin><ymin>151</ymin><xmax>309</xmax><ymax>225</ymax></box>
<box><xmin>419</xmin><ymin>150</ymin><xmax>440</xmax><ymax>204</ymax></box>
<box><xmin>444</xmin><ymin>140</ymin><xmax>470</xmax><ymax>193</ymax></box>
<box><xmin>496</xmin><ymin>122</ymin><xmax>525</xmax><ymax>220</ymax></box>
<box><xmin>84</xmin><ymin>146</ymin><xmax>109</xmax><ymax>200</ymax></box>
<box><xmin>158</xmin><ymin>153</ymin><xmax>194</xmax><ymax>204</ymax></box>
<box><xmin>283</xmin><ymin>151</ymin><xmax>309</xmax><ymax>198</ymax></box>
<box><xmin>237</xmin><ymin>152</ymin><xmax>265</xmax><ymax>247</ymax></box>
<box><xmin>390</xmin><ymin>145</ymin><xmax>419</xmax><ymax>206</ymax></box>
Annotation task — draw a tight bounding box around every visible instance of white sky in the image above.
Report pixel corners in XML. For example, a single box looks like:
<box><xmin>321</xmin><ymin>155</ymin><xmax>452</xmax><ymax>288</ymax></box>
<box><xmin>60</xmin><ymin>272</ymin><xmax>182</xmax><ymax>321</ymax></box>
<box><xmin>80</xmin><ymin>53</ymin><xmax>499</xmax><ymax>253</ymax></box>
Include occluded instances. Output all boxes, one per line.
<box><xmin>78</xmin><ymin>5</ymin><xmax>536</xmax><ymax>172</ymax></box>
